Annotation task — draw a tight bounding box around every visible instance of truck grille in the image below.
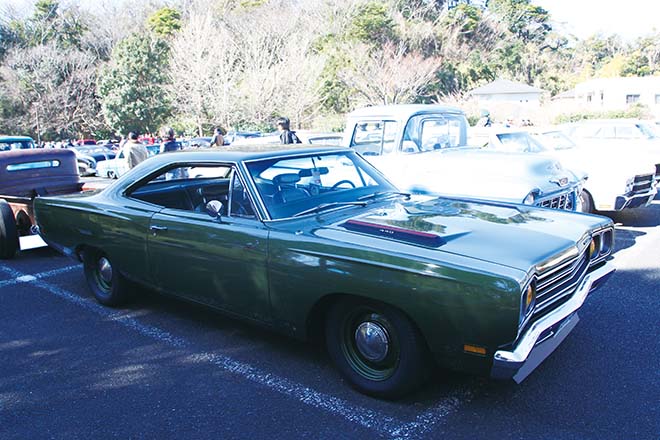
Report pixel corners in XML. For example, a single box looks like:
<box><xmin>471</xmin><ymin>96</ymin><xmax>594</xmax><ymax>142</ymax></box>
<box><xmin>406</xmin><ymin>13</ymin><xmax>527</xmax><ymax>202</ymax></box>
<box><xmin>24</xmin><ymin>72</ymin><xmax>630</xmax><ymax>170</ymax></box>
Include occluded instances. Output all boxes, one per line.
<box><xmin>655</xmin><ymin>164</ymin><xmax>660</xmax><ymax>185</ymax></box>
<box><xmin>632</xmin><ymin>173</ymin><xmax>654</xmax><ymax>194</ymax></box>
<box><xmin>533</xmin><ymin>248</ymin><xmax>589</xmax><ymax>319</ymax></box>
<box><xmin>537</xmin><ymin>192</ymin><xmax>574</xmax><ymax>210</ymax></box>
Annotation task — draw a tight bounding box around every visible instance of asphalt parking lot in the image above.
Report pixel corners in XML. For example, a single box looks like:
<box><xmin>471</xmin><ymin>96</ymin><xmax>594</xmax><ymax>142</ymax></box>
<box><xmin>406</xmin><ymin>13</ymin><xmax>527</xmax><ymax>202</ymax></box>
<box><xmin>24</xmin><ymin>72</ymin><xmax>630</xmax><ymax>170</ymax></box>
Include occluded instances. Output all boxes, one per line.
<box><xmin>1</xmin><ymin>202</ymin><xmax>659</xmax><ymax>439</ymax></box>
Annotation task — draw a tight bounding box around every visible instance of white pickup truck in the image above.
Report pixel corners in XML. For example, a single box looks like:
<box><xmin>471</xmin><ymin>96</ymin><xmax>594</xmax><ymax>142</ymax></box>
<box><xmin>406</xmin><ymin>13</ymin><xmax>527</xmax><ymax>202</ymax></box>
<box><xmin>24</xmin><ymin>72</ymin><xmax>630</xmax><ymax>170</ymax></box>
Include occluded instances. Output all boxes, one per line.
<box><xmin>342</xmin><ymin>104</ymin><xmax>584</xmax><ymax>211</ymax></box>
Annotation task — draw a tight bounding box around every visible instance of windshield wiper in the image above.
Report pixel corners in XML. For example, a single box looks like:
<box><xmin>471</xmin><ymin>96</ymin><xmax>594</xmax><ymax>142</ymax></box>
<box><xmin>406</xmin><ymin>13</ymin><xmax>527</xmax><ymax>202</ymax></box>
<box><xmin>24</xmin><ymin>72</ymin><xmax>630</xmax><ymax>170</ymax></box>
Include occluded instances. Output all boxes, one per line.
<box><xmin>358</xmin><ymin>191</ymin><xmax>411</xmax><ymax>202</ymax></box>
<box><xmin>292</xmin><ymin>201</ymin><xmax>368</xmax><ymax>217</ymax></box>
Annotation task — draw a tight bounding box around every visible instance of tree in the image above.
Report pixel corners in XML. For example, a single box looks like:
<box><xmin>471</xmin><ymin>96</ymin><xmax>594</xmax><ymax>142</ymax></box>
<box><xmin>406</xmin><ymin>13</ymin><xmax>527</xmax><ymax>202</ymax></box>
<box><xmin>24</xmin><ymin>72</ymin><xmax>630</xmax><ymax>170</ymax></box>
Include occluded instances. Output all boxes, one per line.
<box><xmin>148</xmin><ymin>7</ymin><xmax>182</xmax><ymax>38</ymax></box>
<box><xmin>0</xmin><ymin>43</ymin><xmax>104</xmax><ymax>139</ymax></box>
<box><xmin>338</xmin><ymin>41</ymin><xmax>441</xmax><ymax>106</ymax></box>
<box><xmin>97</xmin><ymin>33</ymin><xmax>172</xmax><ymax>135</ymax></box>
<box><xmin>488</xmin><ymin>0</ymin><xmax>551</xmax><ymax>44</ymax></box>
<box><xmin>167</xmin><ymin>12</ymin><xmax>242</xmax><ymax>135</ymax></box>
<box><xmin>348</xmin><ymin>1</ymin><xmax>397</xmax><ymax>45</ymax></box>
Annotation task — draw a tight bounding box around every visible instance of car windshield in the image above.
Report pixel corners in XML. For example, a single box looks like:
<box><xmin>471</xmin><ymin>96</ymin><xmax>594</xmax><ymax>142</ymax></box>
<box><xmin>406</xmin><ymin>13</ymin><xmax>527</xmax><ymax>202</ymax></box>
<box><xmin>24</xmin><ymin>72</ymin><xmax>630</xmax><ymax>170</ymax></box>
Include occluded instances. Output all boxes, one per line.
<box><xmin>246</xmin><ymin>151</ymin><xmax>397</xmax><ymax>220</ymax></box>
<box><xmin>492</xmin><ymin>132</ymin><xmax>551</xmax><ymax>153</ymax></box>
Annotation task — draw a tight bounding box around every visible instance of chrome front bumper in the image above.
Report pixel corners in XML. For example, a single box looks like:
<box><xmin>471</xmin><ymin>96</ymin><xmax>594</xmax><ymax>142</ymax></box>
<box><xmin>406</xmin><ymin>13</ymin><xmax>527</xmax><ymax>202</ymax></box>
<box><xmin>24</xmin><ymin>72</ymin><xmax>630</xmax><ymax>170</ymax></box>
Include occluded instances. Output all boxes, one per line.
<box><xmin>490</xmin><ymin>262</ymin><xmax>615</xmax><ymax>383</ymax></box>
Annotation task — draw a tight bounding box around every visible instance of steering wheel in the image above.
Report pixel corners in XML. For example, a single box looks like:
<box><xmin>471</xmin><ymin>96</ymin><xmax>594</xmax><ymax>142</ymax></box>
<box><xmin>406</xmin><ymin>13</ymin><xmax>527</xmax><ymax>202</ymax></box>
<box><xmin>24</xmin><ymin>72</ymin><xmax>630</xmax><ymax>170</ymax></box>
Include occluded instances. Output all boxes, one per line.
<box><xmin>331</xmin><ymin>180</ymin><xmax>356</xmax><ymax>190</ymax></box>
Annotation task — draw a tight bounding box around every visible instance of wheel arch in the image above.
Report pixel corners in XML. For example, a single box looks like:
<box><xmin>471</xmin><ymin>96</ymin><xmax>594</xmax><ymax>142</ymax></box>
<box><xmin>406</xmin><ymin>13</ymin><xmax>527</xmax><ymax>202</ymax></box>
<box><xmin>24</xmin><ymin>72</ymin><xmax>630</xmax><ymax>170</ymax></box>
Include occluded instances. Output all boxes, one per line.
<box><xmin>304</xmin><ymin>292</ymin><xmax>432</xmax><ymax>354</ymax></box>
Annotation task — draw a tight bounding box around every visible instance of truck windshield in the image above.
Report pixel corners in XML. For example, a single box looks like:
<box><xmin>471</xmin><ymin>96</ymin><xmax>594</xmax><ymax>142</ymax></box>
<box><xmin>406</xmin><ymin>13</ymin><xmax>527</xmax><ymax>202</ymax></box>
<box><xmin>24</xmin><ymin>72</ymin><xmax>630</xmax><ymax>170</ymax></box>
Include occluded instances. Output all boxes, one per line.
<box><xmin>0</xmin><ymin>139</ymin><xmax>35</xmax><ymax>151</ymax></box>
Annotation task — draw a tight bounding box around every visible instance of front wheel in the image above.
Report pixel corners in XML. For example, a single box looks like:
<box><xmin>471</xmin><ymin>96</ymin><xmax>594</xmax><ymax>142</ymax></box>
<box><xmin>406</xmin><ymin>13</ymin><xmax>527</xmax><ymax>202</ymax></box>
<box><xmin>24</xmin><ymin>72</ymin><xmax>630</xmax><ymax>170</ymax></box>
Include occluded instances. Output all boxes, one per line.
<box><xmin>0</xmin><ymin>199</ymin><xmax>18</xmax><ymax>259</ymax></box>
<box><xmin>83</xmin><ymin>249</ymin><xmax>132</xmax><ymax>306</ymax></box>
<box><xmin>579</xmin><ymin>190</ymin><xmax>593</xmax><ymax>213</ymax></box>
<box><xmin>325</xmin><ymin>298</ymin><xmax>430</xmax><ymax>399</ymax></box>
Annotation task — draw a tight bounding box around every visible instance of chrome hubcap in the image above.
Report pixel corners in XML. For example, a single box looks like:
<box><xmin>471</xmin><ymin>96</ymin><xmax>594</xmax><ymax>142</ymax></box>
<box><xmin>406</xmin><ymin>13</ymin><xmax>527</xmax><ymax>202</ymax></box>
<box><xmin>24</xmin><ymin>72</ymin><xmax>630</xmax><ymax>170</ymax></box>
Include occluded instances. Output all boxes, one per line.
<box><xmin>98</xmin><ymin>257</ymin><xmax>113</xmax><ymax>284</ymax></box>
<box><xmin>354</xmin><ymin>321</ymin><xmax>390</xmax><ymax>362</ymax></box>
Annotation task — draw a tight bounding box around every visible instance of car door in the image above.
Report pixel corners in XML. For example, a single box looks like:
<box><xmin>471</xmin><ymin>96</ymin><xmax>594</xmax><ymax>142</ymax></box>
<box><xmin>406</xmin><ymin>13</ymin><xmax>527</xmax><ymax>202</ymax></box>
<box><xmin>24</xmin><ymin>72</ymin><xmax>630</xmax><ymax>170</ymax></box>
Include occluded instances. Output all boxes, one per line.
<box><xmin>144</xmin><ymin>164</ymin><xmax>271</xmax><ymax>322</ymax></box>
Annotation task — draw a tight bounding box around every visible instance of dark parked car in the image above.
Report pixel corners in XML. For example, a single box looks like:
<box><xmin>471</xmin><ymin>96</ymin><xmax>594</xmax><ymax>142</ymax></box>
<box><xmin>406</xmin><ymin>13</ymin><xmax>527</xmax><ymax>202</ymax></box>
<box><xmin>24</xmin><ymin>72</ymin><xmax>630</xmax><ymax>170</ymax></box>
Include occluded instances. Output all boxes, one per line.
<box><xmin>0</xmin><ymin>148</ymin><xmax>83</xmax><ymax>258</ymax></box>
<box><xmin>0</xmin><ymin>135</ymin><xmax>36</xmax><ymax>151</ymax></box>
<box><xmin>35</xmin><ymin>146</ymin><xmax>615</xmax><ymax>398</ymax></box>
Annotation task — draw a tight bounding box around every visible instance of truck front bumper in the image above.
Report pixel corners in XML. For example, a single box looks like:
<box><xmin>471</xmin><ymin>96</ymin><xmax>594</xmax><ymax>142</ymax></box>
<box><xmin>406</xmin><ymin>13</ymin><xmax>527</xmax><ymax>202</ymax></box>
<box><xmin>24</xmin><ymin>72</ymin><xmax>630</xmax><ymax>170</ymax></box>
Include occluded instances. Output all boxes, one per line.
<box><xmin>613</xmin><ymin>188</ymin><xmax>657</xmax><ymax>210</ymax></box>
<box><xmin>490</xmin><ymin>262</ymin><xmax>615</xmax><ymax>383</ymax></box>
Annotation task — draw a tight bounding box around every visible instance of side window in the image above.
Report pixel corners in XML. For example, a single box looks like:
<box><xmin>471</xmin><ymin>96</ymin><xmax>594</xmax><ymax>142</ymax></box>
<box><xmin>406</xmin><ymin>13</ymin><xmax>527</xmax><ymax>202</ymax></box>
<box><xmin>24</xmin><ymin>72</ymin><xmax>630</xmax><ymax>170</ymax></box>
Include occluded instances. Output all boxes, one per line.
<box><xmin>596</xmin><ymin>126</ymin><xmax>616</xmax><ymax>138</ymax></box>
<box><xmin>128</xmin><ymin>164</ymin><xmax>233</xmax><ymax>212</ymax></box>
<box><xmin>350</xmin><ymin>120</ymin><xmax>398</xmax><ymax>156</ymax></box>
<box><xmin>615</xmin><ymin>126</ymin><xmax>640</xmax><ymax>139</ymax></box>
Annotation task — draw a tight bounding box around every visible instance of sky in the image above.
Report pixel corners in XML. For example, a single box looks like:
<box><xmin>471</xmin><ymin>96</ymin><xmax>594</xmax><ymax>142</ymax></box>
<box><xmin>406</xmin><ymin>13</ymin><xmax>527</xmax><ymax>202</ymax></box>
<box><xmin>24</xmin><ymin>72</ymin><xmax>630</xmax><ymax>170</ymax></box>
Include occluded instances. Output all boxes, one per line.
<box><xmin>536</xmin><ymin>0</ymin><xmax>660</xmax><ymax>41</ymax></box>
<box><xmin>1</xmin><ymin>0</ymin><xmax>659</xmax><ymax>42</ymax></box>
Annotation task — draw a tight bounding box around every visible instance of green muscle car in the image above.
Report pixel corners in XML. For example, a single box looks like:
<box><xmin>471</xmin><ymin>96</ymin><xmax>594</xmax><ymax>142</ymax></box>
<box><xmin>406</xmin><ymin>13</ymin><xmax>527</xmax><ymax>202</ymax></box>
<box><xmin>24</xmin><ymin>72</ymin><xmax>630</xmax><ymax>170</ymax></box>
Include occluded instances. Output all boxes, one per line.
<box><xmin>34</xmin><ymin>145</ymin><xmax>615</xmax><ymax>398</ymax></box>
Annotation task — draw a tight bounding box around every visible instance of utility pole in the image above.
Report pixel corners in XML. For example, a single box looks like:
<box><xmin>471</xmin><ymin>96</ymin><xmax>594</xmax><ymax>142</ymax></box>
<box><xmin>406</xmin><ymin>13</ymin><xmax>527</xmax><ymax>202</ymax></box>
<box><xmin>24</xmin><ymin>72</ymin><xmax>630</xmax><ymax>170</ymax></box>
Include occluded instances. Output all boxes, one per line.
<box><xmin>35</xmin><ymin>105</ymin><xmax>42</xmax><ymax>145</ymax></box>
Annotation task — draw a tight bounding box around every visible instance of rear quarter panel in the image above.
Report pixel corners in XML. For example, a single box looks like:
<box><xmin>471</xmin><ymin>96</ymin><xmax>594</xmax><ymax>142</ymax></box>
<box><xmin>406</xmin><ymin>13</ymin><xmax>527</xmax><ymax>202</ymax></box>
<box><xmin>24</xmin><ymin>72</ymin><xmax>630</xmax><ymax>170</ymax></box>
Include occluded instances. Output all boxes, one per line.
<box><xmin>34</xmin><ymin>192</ymin><xmax>155</xmax><ymax>282</ymax></box>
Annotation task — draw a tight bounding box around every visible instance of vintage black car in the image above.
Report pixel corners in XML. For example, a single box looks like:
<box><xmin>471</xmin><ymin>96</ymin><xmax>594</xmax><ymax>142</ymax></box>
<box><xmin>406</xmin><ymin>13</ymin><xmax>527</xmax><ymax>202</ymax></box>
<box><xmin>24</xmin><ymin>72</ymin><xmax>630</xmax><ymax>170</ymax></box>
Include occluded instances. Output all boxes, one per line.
<box><xmin>0</xmin><ymin>148</ymin><xmax>83</xmax><ymax>258</ymax></box>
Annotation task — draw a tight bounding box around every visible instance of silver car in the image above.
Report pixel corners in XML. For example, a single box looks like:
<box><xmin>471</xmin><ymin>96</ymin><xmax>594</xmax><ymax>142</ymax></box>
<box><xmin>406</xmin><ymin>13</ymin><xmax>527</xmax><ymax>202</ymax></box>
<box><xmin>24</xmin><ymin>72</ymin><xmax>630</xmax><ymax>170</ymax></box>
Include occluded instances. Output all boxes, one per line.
<box><xmin>344</xmin><ymin>105</ymin><xmax>584</xmax><ymax>211</ymax></box>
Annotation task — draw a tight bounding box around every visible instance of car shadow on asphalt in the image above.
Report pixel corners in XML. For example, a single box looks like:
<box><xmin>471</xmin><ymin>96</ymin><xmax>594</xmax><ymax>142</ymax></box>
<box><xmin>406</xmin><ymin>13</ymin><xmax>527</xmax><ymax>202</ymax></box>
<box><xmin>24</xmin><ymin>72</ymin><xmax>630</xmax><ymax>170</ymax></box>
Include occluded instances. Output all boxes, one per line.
<box><xmin>599</xmin><ymin>201</ymin><xmax>660</xmax><ymax>228</ymax></box>
<box><xmin>122</xmin><ymin>287</ymin><xmax>480</xmax><ymax>412</ymax></box>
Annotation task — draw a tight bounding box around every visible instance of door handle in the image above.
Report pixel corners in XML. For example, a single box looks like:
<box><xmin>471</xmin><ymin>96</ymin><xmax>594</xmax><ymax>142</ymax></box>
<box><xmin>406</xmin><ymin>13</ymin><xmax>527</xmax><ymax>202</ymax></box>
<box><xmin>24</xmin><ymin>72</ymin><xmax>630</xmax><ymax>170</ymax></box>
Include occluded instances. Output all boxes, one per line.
<box><xmin>150</xmin><ymin>225</ymin><xmax>168</xmax><ymax>234</ymax></box>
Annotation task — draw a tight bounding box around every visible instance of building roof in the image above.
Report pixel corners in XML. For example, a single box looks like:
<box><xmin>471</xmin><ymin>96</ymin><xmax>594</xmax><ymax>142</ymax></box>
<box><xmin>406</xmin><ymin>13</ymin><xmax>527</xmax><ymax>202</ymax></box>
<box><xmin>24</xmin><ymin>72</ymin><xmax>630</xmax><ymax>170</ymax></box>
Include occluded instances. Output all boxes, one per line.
<box><xmin>470</xmin><ymin>79</ymin><xmax>545</xmax><ymax>96</ymax></box>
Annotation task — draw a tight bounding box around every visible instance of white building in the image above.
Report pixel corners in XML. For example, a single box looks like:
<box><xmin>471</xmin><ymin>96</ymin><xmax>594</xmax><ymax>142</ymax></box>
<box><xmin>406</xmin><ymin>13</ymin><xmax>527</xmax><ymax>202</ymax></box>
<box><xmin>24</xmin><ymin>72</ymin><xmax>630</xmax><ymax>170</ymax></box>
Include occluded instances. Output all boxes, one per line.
<box><xmin>565</xmin><ymin>77</ymin><xmax>660</xmax><ymax>114</ymax></box>
<box><xmin>469</xmin><ymin>79</ymin><xmax>545</xmax><ymax>107</ymax></box>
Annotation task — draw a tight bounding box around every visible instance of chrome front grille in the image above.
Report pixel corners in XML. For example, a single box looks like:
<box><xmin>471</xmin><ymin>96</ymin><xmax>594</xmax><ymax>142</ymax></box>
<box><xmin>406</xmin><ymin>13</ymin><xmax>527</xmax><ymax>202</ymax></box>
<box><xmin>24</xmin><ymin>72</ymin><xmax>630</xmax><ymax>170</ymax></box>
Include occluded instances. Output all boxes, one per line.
<box><xmin>537</xmin><ymin>192</ymin><xmax>574</xmax><ymax>211</ymax></box>
<box><xmin>632</xmin><ymin>173</ymin><xmax>654</xmax><ymax>194</ymax></box>
<box><xmin>533</xmin><ymin>248</ymin><xmax>589</xmax><ymax>318</ymax></box>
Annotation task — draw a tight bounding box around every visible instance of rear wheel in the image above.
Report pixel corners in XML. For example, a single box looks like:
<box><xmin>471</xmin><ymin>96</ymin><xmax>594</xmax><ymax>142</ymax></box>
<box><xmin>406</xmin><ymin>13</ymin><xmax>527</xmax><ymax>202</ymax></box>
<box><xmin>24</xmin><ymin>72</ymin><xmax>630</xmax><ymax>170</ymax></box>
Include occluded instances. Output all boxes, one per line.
<box><xmin>107</xmin><ymin>170</ymin><xmax>116</xmax><ymax>179</ymax></box>
<box><xmin>325</xmin><ymin>298</ymin><xmax>430</xmax><ymax>399</ymax></box>
<box><xmin>0</xmin><ymin>200</ymin><xmax>18</xmax><ymax>259</ymax></box>
<box><xmin>83</xmin><ymin>249</ymin><xmax>132</xmax><ymax>306</ymax></box>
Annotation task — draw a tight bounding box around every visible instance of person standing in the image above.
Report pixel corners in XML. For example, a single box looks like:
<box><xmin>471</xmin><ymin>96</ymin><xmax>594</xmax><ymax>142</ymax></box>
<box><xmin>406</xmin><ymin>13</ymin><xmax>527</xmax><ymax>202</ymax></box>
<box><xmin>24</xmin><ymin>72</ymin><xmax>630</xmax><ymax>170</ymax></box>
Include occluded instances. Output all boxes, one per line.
<box><xmin>276</xmin><ymin>117</ymin><xmax>302</xmax><ymax>144</ymax></box>
<box><xmin>122</xmin><ymin>132</ymin><xmax>149</xmax><ymax>169</ymax></box>
<box><xmin>210</xmin><ymin>127</ymin><xmax>224</xmax><ymax>147</ymax></box>
<box><xmin>159</xmin><ymin>126</ymin><xmax>180</xmax><ymax>153</ymax></box>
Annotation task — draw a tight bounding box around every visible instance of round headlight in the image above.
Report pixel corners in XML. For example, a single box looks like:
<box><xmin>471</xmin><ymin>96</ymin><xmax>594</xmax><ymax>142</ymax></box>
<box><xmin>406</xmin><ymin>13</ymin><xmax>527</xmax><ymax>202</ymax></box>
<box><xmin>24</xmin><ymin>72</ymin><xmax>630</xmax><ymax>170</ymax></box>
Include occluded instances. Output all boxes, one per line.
<box><xmin>523</xmin><ymin>191</ymin><xmax>537</xmax><ymax>205</ymax></box>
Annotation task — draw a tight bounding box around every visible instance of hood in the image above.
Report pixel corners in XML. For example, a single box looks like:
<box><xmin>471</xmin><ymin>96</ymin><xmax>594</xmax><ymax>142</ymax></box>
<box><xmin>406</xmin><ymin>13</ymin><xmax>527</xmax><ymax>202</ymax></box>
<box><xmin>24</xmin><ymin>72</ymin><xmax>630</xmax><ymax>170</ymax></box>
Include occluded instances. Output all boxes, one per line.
<box><xmin>316</xmin><ymin>196</ymin><xmax>610</xmax><ymax>273</ymax></box>
<box><xmin>370</xmin><ymin>149</ymin><xmax>580</xmax><ymax>203</ymax></box>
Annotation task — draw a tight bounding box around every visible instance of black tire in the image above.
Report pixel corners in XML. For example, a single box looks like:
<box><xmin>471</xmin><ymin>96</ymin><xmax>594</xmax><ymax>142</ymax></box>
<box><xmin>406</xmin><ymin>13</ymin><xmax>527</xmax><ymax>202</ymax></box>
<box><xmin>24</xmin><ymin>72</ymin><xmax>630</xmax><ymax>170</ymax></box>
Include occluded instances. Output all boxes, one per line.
<box><xmin>325</xmin><ymin>298</ymin><xmax>430</xmax><ymax>399</ymax></box>
<box><xmin>0</xmin><ymin>199</ymin><xmax>19</xmax><ymax>259</ymax></box>
<box><xmin>107</xmin><ymin>170</ymin><xmax>116</xmax><ymax>179</ymax></box>
<box><xmin>83</xmin><ymin>249</ymin><xmax>132</xmax><ymax>306</ymax></box>
<box><xmin>579</xmin><ymin>190</ymin><xmax>593</xmax><ymax>213</ymax></box>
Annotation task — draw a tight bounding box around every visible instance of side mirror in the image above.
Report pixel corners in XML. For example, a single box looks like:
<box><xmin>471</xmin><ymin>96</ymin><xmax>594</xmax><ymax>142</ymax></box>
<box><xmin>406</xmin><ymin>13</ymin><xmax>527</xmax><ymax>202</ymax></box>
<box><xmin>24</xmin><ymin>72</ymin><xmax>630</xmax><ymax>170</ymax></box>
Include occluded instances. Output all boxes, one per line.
<box><xmin>206</xmin><ymin>200</ymin><xmax>224</xmax><ymax>218</ymax></box>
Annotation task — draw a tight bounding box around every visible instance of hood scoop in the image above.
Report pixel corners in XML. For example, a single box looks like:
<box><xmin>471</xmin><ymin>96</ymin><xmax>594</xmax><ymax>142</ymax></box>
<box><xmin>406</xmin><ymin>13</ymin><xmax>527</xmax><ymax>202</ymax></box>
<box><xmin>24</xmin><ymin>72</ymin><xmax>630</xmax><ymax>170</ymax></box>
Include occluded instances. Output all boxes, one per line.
<box><xmin>341</xmin><ymin>219</ymin><xmax>446</xmax><ymax>248</ymax></box>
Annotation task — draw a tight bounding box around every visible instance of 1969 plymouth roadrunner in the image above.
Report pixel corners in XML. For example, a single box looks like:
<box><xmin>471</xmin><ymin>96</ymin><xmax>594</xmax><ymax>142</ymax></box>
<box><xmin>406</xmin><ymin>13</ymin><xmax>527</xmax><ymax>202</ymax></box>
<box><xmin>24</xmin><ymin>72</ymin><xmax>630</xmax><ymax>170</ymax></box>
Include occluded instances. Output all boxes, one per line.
<box><xmin>35</xmin><ymin>146</ymin><xmax>615</xmax><ymax>398</ymax></box>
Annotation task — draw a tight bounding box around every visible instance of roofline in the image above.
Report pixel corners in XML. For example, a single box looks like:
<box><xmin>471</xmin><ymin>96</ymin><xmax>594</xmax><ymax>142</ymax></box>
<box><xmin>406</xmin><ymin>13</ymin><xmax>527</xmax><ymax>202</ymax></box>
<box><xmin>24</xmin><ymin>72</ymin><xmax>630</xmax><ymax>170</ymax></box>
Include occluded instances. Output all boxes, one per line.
<box><xmin>347</xmin><ymin>104</ymin><xmax>465</xmax><ymax>119</ymax></box>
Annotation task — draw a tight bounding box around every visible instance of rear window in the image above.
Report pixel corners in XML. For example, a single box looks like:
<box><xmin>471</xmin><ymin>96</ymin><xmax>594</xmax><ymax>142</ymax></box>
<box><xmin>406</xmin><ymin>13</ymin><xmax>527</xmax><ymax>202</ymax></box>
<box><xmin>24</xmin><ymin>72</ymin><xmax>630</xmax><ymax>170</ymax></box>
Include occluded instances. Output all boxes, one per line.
<box><xmin>0</xmin><ymin>140</ymin><xmax>35</xmax><ymax>151</ymax></box>
<box><xmin>6</xmin><ymin>160</ymin><xmax>61</xmax><ymax>171</ymax></box>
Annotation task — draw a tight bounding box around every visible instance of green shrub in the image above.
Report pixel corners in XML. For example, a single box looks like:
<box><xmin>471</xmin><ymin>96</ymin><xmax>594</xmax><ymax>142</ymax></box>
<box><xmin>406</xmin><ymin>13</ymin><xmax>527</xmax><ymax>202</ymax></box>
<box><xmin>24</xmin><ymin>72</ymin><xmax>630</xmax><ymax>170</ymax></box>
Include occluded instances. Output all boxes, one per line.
<box><xmin>554</xmin><ymin>104</ymin><xmax>652</xmax><ymax>124</ymax></box>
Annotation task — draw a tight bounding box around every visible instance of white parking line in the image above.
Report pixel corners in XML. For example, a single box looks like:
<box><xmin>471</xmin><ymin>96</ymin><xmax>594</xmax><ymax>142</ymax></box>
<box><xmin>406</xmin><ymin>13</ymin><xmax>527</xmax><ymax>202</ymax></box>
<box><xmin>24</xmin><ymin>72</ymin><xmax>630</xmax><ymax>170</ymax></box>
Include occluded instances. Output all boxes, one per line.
<box><xmin>0</xmin><ymin>265</ymin><xmax>468</xmax><ymax>439</ymax></box>
<box><xmin>0</xmin><ymin>265</ymin><xmax>79</xmax><ymax>288</ymax></box>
